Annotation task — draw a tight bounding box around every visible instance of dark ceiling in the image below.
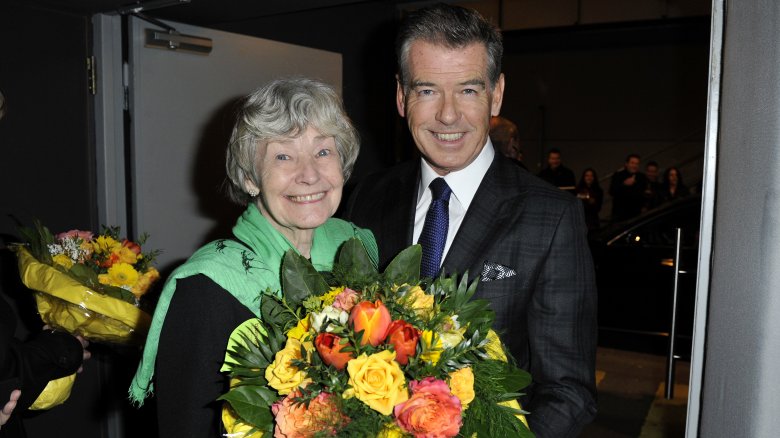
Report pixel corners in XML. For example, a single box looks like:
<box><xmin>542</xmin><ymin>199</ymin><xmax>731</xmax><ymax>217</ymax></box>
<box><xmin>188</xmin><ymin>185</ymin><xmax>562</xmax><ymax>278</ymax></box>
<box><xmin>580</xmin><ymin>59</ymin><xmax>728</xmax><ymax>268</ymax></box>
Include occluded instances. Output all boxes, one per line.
<box><xmin>19</xmin><ymin>0</ymin><xmax>405</xmax><ymax>25</ymax></box>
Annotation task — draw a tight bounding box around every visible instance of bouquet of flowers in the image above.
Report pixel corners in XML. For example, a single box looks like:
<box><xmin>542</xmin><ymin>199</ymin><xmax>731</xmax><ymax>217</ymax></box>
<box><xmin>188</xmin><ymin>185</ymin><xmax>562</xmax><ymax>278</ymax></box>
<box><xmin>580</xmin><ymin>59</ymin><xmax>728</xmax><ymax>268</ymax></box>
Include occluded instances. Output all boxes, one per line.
<box><xmin>12</xmin><ymin>220</ymin><xmax>160</xmax><ymax>346</ymax></box>
<box><xmin>220</xmin><ymin>239</ymin><xmax>534</xmax><ymax>437</ymax></box>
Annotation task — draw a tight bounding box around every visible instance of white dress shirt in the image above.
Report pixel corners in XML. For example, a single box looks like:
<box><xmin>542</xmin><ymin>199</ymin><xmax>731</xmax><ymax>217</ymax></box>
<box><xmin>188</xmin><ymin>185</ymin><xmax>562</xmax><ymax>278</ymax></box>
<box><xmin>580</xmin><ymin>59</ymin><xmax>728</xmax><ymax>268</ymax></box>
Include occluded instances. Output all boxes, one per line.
<box><xmin>413</xmin><ymin>140</ymin><xmax>495</xmax><ymax>266</ymax></box>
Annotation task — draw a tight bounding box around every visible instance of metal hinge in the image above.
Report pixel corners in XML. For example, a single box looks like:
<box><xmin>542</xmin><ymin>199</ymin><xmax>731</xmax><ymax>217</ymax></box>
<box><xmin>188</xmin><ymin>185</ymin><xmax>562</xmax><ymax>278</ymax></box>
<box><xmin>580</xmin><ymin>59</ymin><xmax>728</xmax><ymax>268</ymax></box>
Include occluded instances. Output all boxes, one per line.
<box><xmin>86</xmin><ymin>56</ymin><xmax>97</xmax><ymax>95</ymax></box>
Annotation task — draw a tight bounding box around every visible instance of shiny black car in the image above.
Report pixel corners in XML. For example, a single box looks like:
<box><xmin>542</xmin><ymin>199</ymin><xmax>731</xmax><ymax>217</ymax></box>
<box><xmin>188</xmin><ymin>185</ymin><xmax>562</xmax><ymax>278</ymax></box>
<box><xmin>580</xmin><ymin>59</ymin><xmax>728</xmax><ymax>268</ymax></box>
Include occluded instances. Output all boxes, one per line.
<box><xmin>589</xmin><ymin>196</ymin><xmax>701</xmax><ymax>356</ymax></box>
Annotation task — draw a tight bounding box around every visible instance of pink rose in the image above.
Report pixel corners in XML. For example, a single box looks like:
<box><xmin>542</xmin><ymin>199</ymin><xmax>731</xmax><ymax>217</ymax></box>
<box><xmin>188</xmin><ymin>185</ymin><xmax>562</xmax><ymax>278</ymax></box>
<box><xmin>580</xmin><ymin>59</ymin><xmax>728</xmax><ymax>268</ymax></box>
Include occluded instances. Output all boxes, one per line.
<box><xmin>56</xmin><ymin>229</ymin><xmax>94</xmax><ymax>241</ymax></box>
<box><xmin>332</xmin><ymin>287</ymin><xmax>360</xmax><ymax>312</ymax></box>
<box><xmin>394</xmin><ymin>378</ymin><xmax>462</xmax><ymax>438</ymax></box>
<box><xmin>271</xmin><ymin>391</ymin><xmax>348</xmax><ymax>437</ymax></box>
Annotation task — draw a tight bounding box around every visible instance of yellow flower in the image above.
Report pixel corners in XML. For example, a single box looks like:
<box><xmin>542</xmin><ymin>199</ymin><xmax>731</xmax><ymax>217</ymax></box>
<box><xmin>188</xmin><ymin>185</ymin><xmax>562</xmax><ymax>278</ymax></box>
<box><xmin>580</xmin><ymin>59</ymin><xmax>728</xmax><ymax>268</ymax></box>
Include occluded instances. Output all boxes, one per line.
<box><xmin>115</xmin><ymin>246</ymin><xmax>141</xmax><ymax>264</ymax></box>
<box><xmin>92</xmin><ymin>235</ymin><xmax>120</xmax><ymax>254</ymax></box>
<box><xmin>98</xmin><ymin>262</ymin><xmax>139</xmax><ymax>287</ymax></box>
<box><xmin>286</xmin><ymin>316</ymin><xmax>311</xmax><ymax>341</ymax></box>
<box><xmin>448</xmin><ymin>367</ymin><xmax>475</xmax><ymax>409</ymax></box>
<box><xmin>265</xmin><ymin>338</ymin><xmax>312</xmax><ymax>395</ymax></box>
<box><xmin>377</xmin><ymin>423</ymin><xmax>405</xmax><ymax>438</ymax></box>
<box><xmin>130</xmin><ymin>267</ymin><xmax>160</xmax><ymax>298</ymax></box>
<box><xmin>319</xmin><ymin>286</ymin><xmax>343</xmax><ymax>307</ymax></box>
<box><xmin>403</xmin><ymin>285</ymin><xmax>434</xmax><ymax>320</ymax></box>
<box><xmin>222</xmin><ymin>404</ymin><xmax>263</xmax><ymax>438</ymax></box>
<box><xmin>419</xmin><ymin>330</ymin><xmax>443</xmax><ymax>365</ymax></box>
<box><xmin>52</xmin><ymin>253</ymin><xmax>74</xmax><ymax>270</ymax></box>
<box><xmin>343</xmin><ymin>350</ymin><xmax>408</xmax><ymax>416</ymax></box>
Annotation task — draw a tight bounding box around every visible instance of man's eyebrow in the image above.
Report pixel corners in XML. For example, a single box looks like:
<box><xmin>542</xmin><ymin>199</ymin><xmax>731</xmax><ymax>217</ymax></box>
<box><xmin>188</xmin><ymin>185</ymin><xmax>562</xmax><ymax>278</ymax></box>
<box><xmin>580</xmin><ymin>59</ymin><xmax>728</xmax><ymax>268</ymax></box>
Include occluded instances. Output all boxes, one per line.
<box><xmin>461</xmin><ymin>79</ymin><xmax>487</xmax><ymax>88</ymax></box>
<box><xmin>410</xmin><ymin>81</ymin><xmax>436</xmax><ymax>88</ymax></box>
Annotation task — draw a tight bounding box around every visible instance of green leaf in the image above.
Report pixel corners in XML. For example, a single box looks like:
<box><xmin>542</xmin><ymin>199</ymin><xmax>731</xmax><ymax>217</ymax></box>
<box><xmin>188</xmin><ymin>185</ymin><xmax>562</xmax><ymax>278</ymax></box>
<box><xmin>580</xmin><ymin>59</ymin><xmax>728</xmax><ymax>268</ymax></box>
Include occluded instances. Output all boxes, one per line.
<box><xmin>281</xmin><ymin>250</ymin><xmax>329</xmax><ymax>308</ymax></box>
<box><xmin>337</xmin><ymin>238</ymin><xmax>377</xmax><ymax>278</ymax></box>
<box><xmin>496</xmin><ymin>364</ymin><xmax>532</xmax><ymax>393</ymax></box>
<box><xmin>218</xmin><ymin>385</ymin><xmax>277</xmax><ymax>427</ymax></box>
<box><xmin>383</xmin><ymin>244</ymin><xmax>421</xmax><ymax>284</ymax></box>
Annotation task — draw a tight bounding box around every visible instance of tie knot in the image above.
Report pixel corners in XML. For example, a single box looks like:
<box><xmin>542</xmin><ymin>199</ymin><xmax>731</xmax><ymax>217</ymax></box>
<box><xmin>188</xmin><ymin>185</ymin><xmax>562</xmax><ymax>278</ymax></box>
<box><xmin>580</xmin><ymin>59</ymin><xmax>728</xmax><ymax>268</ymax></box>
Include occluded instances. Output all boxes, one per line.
<box><xmin>429</xmin><ymin>178</ymin><xmax>452</xmax><ymax>201</ymax></box>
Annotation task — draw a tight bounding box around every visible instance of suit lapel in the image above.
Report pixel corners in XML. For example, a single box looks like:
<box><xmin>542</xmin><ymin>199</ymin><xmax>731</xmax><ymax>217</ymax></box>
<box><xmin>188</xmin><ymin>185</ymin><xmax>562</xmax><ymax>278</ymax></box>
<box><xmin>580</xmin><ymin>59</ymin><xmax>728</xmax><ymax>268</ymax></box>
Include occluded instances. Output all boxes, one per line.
<box><xmin>376</xmin><ymin>162</ymin><xmax>419</xmax><ymax>266</ymax></box>
<box><xmin>442</xmin><ymin>156</ymin><xmax>527</xmax><ymax>276</ymax></box>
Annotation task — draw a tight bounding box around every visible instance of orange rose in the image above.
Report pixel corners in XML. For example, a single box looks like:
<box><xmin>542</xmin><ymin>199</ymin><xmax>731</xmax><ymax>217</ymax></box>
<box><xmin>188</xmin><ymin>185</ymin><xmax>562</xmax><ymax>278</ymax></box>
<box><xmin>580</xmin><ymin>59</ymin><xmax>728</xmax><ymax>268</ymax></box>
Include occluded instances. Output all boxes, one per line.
<box><xmin>384</xmin><ymin>320</ymin><xmax>420</xmax><ymax>365</ymax></box>
<box><xmin>271</xmin><ymin>390</ymin><xmax>348</xmax><ymax>437</ymax></box>
<box><xmin>315</xmin><ymin>333</ymin><xmax>354</xmax><ymax>370</ymax></box>
<box><xmin>349</xmin><ymin>300</ymin><xmax>391</xmax><ymax>346</ymax></box>
<box><xmin>394</xmin><ymin>377</ymin><xmax>462</xmax><ymax>438</ymax></box>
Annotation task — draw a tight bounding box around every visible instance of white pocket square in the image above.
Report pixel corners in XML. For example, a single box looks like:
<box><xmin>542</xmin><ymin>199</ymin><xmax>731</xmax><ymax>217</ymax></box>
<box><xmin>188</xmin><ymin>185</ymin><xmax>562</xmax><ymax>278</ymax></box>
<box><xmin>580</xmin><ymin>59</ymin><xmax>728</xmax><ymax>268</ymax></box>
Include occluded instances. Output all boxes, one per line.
<box><xmin>481</xmin><ymin>261</ymin><xmax>516</xmax><ymax>282</ymax></box>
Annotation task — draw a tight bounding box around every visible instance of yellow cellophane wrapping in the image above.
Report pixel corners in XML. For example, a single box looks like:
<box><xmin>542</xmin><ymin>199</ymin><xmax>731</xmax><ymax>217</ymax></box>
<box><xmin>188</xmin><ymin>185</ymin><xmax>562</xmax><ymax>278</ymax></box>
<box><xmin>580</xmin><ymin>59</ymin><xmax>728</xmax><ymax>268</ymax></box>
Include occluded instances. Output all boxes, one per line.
<box><xmin>29</xmin><ymin>373</ymin><xmax>76</xmax><ymax>410</ymax></box>
<box><xmin>15</xmin><ymin>246</ymin><xmax>151</xmax><ymax>345</ymax></box>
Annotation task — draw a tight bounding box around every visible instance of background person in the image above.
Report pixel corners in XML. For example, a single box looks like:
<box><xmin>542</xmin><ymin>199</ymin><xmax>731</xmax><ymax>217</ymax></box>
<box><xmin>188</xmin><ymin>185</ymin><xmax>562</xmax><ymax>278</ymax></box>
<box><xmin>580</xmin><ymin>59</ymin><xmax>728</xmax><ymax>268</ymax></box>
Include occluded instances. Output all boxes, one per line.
<box><xmin>661</xmin><ymin>166</ymin><xmax>690</xmax><ymax>203</ymax></box>
<box><xmin>489</xmin><ymin>115</ymin><xmax>526</xmax><ymax>169</ymax></box>
<box><xmin>643</xmin><ymin>160</ymin><xmax>662</xmax><ymax>211</ymax></box>
<box><xmin>609</xmin><ymin>153</ymin><xmax>648</xmax><ymax>222</ymax></box>
<box><xmin>577</xmin><ymin>168</ymin><xmax>604</xmax><ymax>232</ymax></box>
<box><xmin>538</xmin><ymin>148</ymin><xmax>576</xmax><ymax>194</ymax></box>
<box><xmin>345</xmin><ymin>4</ymin><xmax>597</xmax><ymax>437</ymax></box>
<box><xmin>129</xmin><ymin>78</ymin><xmax>377</xmax><ymax>438</ymax></box>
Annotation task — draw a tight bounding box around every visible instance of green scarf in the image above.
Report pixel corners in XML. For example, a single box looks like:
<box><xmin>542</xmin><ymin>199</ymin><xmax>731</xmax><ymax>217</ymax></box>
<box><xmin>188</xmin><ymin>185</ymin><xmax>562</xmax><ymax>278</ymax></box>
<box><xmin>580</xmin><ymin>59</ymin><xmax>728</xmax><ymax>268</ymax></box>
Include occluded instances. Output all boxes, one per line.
<box><xmin>129</xmin><ymin>204</ymin><xmax>377</xmax><ymax>405</ymax></box>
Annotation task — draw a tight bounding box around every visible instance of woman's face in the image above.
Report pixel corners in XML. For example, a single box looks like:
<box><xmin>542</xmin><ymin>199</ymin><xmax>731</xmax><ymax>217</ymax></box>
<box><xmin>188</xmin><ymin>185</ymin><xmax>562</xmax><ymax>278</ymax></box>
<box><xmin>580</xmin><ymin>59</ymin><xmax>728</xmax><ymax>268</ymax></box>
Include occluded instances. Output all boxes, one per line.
<box><xmin>668</xmin><ymin>169</ymin><xmax>679</xmax><ymax>185</ymax></box>
<box><xmin>583</xmin><ymin>170</ymin><xmax>594</xmax><ymax>185</ymax></box>
<box><xmin>253</xmin><ymin>125</ymin><xmax>344</xmax><ymax>239</ymax></box>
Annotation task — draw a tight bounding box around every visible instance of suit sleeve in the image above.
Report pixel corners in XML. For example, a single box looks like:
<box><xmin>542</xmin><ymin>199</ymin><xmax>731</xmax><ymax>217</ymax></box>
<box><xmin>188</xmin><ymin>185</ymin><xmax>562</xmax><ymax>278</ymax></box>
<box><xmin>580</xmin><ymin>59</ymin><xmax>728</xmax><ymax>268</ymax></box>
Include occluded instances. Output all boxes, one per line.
<box><xmin>526</xmin><ymin>199</ymin><xmax>598</xmax><ymax>437</ymax></box>
<box><xmin>155</xmin><ymin>275</ymin><xmax>254</xmax><ymax>438</ymax></box>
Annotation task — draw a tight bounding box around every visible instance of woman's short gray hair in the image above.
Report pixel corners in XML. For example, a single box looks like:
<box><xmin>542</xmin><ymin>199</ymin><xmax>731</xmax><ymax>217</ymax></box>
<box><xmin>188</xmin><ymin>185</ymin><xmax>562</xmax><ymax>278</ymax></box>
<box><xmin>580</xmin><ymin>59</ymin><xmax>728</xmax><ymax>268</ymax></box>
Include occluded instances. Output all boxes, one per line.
<box><xmin>225</xmin><ymin>77</ymin><xmax>359</xmax><ymax>205</ymax></box>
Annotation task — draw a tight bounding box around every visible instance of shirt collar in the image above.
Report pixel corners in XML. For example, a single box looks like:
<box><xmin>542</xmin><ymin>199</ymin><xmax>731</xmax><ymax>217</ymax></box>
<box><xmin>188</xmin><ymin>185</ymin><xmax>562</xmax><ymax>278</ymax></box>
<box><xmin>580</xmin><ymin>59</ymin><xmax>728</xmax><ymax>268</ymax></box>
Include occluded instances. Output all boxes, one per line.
<box><xmin>418</xmin><ymin>139</ymin><xmax>495</xmax><ymax>210</ymax></box>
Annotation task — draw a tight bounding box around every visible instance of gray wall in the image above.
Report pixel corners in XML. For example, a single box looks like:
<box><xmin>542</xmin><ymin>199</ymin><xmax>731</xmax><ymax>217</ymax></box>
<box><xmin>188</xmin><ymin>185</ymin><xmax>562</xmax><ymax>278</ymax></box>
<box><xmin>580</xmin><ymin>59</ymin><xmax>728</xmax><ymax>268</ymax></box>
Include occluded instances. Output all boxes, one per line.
<box><xmin>699</xmin><ymin>0</ymin><xmax>780</xmax><ymax>436</ymax></box>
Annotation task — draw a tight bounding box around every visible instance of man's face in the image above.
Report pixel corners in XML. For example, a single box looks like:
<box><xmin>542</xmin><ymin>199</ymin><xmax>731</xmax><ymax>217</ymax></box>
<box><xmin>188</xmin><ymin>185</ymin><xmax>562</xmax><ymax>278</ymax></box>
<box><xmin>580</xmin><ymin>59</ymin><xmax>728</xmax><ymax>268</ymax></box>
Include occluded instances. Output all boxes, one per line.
<box><xmin>397</xmin><ymin>41</ymin><xmax>504</xmax><ymax>175</ymax></box>
<box><xmin>626</xmin><ymin>157</ymin><xmax>640</xmax><ymax>174</ymax></box>
<box><xmin>548</xmin><ymin>152</ymin><xmax>561</xmax><ymax>169</ymax></box>
<box><xmin>646</xmin><ymin>165</ymin><xmax>659</xmax><ymax>182</ymax></box>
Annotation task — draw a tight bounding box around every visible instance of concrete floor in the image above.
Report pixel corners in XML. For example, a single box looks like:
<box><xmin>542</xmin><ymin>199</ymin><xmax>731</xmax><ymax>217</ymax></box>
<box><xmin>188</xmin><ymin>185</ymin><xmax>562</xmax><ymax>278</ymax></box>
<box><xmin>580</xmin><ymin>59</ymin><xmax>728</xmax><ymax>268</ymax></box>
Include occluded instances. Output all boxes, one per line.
<box><xmin>581</xmin><ymin>347</ymin><xmax>690</xmax><ymax>438</ymax></box>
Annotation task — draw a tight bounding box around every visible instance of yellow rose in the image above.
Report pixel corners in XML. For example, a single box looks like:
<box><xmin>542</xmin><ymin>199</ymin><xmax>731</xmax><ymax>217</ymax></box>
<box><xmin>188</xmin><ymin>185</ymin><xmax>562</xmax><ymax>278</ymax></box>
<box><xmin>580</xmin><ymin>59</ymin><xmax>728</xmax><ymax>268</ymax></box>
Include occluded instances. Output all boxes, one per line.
<box><xmin>343</xmin><ymin>350</ymin><xmax>409</xmax><ymax>415</ymax></box>
<box><xmin>377</xmin><ymin>422</ymin><xmax>405</xmax><ymax>438</ymax></box>
<box><xmin>286</xmin><ymin>316</ymin><xmax>311</xmax><ymax>341</ymax></box>
<box><xmin>403</xmin><ymin>285</ymin><xmax>434</xmax><ymax>320</ymax></box>
<box><xmin>52</xmin><ymin>253</ymin><xmax>74</xmax><ymax>270</ymax></box>
<box><xmin>448</xmin><ymin>367</ymin><xmax>475</xmax><ymax>409</ymax></box>
<box><xmin>221</xmin><ymin>404</ymin><xmax>263</xmax><ymax>438</ymax></box>
<box><xmin>265</xmin><ymin>338</ymin><xmax>312</xmax><ymax>395</ymax></box>
<box><xmin>419</xmin><ymin>330</ymin><xmax>443</xmax><ymax>365</ymax></box>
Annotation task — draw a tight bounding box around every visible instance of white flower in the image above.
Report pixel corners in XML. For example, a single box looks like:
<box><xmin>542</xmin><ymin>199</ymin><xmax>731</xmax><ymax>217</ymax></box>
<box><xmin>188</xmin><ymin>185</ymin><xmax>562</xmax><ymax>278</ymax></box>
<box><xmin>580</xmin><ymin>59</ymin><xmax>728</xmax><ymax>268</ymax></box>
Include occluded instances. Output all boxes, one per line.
<box><xmin>310</xmin><ymin>305</ymin><xmax>348</xmax><ymax>332</ymax></box>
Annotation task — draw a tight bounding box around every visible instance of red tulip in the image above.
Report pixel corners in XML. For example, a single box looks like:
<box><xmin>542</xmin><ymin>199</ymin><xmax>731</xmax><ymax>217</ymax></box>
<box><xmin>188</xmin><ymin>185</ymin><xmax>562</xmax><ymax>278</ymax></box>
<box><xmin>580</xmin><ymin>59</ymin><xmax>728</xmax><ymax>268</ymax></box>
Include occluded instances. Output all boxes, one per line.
<box><xmin>315</xmin><ymin>333</ymin><xmax>354</xmax><ymax>370</ymax></box>
<box><xmin>349</xmin><ymin>300</ymin><xmax>391</xmax><ymax>346</ymax></box>
<box><xmin>122</xmin><ymin>239</ymin><xmax>142</xmax><ymax>255</ymax></box>
<box><xmin>384</xmin><ymin>320</ymin><xmax>420</xmax><ymax>365</ymax></box>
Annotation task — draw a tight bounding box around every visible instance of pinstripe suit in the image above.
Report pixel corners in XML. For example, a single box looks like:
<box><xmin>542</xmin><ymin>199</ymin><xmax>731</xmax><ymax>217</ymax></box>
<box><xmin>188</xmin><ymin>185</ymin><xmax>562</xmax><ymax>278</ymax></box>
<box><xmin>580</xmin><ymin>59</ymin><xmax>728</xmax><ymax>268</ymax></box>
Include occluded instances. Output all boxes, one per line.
<box><xmin>345</xmin><ymin>153</ymin><xmax>598</xmax><ymax>437</ymax></box>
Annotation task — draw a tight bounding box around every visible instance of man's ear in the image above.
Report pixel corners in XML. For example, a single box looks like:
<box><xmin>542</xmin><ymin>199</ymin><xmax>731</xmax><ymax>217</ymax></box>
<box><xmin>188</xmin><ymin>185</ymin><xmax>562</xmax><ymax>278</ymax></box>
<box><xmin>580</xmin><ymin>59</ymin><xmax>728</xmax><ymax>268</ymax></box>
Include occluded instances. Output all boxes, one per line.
<box><xmin>396</xmin><ymin>75</ymin><xmax>406</xmax><ymax>118</ymax></box>
<box><xmin>490</xmin><ymin>73</ymin><xmax>505</xmax><ymax>117</ymax></box>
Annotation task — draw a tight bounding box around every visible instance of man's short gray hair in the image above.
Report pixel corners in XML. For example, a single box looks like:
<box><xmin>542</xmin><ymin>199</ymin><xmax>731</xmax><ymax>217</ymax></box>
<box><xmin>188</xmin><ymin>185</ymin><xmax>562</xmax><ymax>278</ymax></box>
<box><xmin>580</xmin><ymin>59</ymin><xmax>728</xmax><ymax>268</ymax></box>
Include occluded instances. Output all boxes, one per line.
<box><xmin>225</xmin><ymin>77</ymin><xmax>359</xmax><ymax>205</ymax></box>
<box><xmin>396</xmin><ymin>3</ymin><xmax>503</xmax><ymax>90</ymax></box>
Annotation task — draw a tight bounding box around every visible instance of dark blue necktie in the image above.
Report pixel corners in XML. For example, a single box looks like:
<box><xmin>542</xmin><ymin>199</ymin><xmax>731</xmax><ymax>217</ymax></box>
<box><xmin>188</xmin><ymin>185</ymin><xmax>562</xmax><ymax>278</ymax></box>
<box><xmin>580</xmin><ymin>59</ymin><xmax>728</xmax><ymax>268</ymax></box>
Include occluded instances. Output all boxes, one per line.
<box><xmin>419</xmin><ymin>178</ymin><xmax>452</xmax><ymax>278</ymax></box>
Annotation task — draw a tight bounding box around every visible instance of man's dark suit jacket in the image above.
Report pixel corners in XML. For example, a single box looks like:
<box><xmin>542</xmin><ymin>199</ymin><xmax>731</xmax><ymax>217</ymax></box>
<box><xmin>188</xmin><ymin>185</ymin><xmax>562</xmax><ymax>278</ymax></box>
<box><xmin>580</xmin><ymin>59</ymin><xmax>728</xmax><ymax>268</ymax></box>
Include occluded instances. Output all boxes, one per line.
<box><xmin>344</xmin><ymin>154</ymin><xmax>598</xmax><ymax>437</ymax></box>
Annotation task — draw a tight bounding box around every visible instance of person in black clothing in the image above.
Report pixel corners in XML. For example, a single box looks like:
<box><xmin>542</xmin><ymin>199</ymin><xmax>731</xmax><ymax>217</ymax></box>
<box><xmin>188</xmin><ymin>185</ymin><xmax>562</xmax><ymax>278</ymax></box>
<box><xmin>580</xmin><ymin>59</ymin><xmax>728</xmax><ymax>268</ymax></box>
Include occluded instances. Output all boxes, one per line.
<box><xmin>576</xmin><ymin>168</ymin><xmax>604</xmax><ymax>231</ymax></box>
<box><xmin>642</xmin><ymin>160</ymin><xmax>662</xmax><ymax>212</ymax></box>
<box><xmin>0</xmin><ymin>295</ymin><xmax>89</xmax><ymax>437</ymax></box>
<box><xmin>609</xmin><ymin>153</ymin><xmax>648</xmax><ymax>222</ymax></box>
<box><xmin>660</xmin><ymin>167</ymin><xmax>690</xmax><ymax>203</ymax></box>
<box><xmin>538</xmin><ymin>148</ymin><xmax>576</xmax><ymax>193</ymax></box>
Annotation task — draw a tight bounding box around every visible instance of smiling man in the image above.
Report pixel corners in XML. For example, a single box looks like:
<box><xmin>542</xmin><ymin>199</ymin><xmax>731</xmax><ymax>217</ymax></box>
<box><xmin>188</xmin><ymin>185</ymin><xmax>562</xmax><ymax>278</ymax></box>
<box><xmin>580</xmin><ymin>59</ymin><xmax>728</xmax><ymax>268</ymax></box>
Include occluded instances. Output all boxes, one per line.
<box><xmin>345</xmin><ymin>4</ymin><xmax>597</xmax><ymax>437</ymax></box>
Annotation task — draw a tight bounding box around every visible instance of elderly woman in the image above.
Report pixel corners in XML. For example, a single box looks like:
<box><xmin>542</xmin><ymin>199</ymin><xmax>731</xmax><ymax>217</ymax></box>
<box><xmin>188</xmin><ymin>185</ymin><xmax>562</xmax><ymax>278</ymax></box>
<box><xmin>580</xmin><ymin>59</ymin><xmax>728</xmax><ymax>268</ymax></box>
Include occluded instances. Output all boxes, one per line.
<box><xmin>129</xmin><ymin>78</ymin><xmax>377</xmax><ymax>437</ymax></box>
